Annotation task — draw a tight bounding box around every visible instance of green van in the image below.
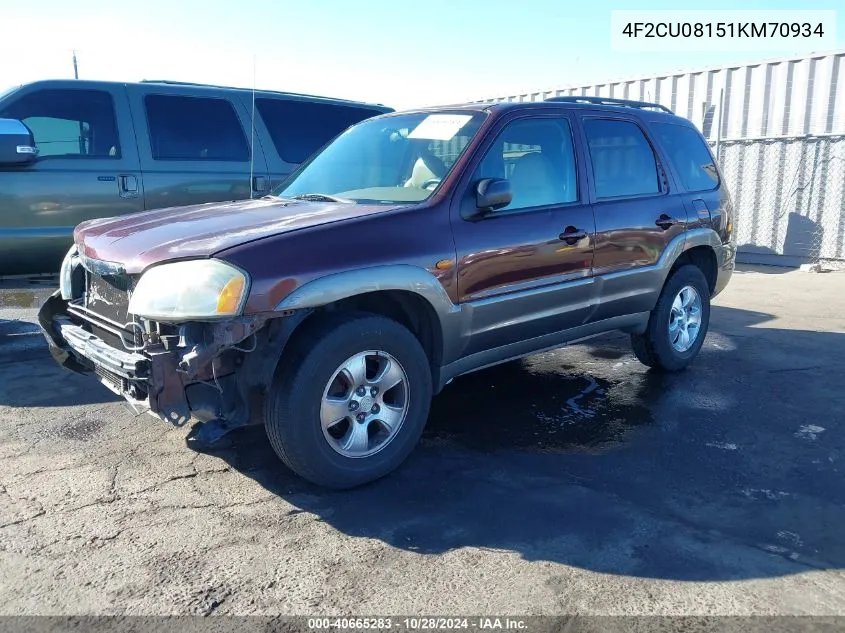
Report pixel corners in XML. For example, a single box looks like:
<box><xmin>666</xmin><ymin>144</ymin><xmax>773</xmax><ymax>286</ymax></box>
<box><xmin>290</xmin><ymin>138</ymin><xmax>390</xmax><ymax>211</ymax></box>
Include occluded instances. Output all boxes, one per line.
<box><xmin>0</xmin><ymin>79</ymin><xmax>391</xmax><ymax>275</ymax></box>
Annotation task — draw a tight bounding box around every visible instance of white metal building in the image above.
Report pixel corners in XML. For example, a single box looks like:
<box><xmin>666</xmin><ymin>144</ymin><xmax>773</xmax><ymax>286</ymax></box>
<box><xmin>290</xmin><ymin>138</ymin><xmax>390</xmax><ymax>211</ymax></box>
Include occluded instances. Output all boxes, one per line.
<box><xmin>475</xmin><ymin>50</ymin><xmax>845</xmax><ymax>267</ymax></box>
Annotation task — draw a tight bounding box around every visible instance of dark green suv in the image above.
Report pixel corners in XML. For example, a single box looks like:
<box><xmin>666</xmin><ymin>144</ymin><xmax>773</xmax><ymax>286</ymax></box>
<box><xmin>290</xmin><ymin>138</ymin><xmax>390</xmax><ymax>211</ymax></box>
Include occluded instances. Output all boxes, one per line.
<box><xmin>0</xmin><ymin>79</ymin><xmax>391</xmax><ymax>276</ymax></box>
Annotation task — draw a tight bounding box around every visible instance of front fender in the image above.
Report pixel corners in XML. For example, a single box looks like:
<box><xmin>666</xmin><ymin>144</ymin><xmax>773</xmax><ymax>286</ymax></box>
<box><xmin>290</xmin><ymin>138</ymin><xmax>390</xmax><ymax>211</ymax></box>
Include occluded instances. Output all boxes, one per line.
<box><xmin>274</xmin><ymin>265</ymin><xmax>465</xmax><ymax>365</ymax></box>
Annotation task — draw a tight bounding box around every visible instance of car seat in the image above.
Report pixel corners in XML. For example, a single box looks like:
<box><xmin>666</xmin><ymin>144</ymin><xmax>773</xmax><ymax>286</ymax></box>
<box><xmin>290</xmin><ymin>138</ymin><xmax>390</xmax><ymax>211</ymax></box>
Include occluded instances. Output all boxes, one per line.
<box><xmin>508</xmin><ymin>151</ymin><xmax>558</xmax><ymax>208</ymax></box>
<box><xmin>404</xmin><ymin>151</ymin><xmax>447</xmax><ymax>189</ymax></box>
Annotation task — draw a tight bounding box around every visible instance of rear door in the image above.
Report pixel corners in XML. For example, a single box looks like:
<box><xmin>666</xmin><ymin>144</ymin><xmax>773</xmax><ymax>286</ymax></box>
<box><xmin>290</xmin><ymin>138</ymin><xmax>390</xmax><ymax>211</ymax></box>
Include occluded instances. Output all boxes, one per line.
<box><xmin>126</xmin><ymin>86</ymin><xmax>269</xmax><ymax>210</ymax></box>
<box><xmin>0</xmin><ymin>84</ymin><xmax>142</xmax><ymax>275</ymax></box>
<box><xmin>250</xmin><ymin>97</ymin><xmax>388</xmax><ymax>189</ymax></box>
<box><xmin>575</xmin><ymin>113</ymin><xmax>688</xmax><ymax>321</ymax></box>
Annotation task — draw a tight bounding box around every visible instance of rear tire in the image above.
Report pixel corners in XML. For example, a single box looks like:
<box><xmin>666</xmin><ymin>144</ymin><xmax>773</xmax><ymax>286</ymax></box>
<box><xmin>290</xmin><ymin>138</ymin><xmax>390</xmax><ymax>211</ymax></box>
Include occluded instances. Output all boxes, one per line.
<box><xmin>264</xmin><ymin>312</ymin><xmax>432</xmax><ymax>489</ymax></box>
<box><xmin>631</xmin><ymin>264</ymin><xmax>711</xmax><ymax>372</ymax></box>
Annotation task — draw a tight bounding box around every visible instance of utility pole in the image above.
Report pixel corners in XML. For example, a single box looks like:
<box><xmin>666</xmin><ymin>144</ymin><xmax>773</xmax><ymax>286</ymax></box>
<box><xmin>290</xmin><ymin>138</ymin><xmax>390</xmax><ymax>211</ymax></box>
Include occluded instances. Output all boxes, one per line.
<box><xmin>72</xmin><ymin>50</ymin><xmax>79</xmax><ymax>79</ymax></box>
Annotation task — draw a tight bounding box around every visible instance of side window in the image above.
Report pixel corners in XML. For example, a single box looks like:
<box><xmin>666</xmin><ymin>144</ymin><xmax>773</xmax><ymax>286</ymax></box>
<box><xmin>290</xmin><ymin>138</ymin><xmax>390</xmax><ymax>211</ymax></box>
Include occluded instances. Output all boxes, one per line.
<box><xmin>471</xmin><ymin>117</ymin><xmax>578</xmax><ymax>212</ymax></box>
<box><xmin>256</xmin><ymin>99</ymin><xmax>383</xmax><ymax>164</ymax></box>
<box><xmin>145</xmin><ymin>95</ymin><xmax>249</xmax><ymax>161</ymax></box>
<box><xmin>651</xmin><ymin>122</ymin><xmax>719</xmax><ymax>191</ymax></box>
<box><xmin>0</xmin><ymin>89</ymin><xmax>120</xmax><ymax>159</ymax></box>
<box><xmin>583</xmin><ymin>119</ymin><xmax>660</xmax><ymax>199</ymax></box>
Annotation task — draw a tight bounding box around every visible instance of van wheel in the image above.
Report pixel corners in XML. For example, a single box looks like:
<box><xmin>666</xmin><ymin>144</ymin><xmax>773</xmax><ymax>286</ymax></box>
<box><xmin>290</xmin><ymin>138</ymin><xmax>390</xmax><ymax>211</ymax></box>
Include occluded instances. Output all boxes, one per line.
<box><xmin>264</xmin><ymin>313</ymin><xmax>432</xmax><ymax>489</ymax></box>
<box><xmin>631</xmin><ymin>264</ymin><xmax>711</xmax><ymax>372</ymax></box>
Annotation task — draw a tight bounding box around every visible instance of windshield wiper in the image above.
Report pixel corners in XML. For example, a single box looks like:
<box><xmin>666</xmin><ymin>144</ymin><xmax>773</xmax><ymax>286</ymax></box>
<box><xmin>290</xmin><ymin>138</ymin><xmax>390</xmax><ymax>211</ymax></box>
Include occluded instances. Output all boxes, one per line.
<box><xmin>290</xmin><ymin>193</ymin><xmax>354</xmax><ymax>204</ymax></box>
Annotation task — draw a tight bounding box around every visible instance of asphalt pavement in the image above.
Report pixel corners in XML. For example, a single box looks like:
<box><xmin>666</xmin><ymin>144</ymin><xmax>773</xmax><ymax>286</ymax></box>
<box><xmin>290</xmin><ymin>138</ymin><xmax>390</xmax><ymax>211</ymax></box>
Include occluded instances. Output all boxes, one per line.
<box><xmin>1</xmin><ymin>267</ymin><xmax>843</xmax><ymax>615</ymax></box>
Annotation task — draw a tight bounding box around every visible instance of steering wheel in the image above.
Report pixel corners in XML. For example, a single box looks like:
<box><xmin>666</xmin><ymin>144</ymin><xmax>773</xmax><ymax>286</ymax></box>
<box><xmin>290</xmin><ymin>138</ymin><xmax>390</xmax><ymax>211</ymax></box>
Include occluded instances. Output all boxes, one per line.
<box><xmin>421</xmin><ymin>178</ymin><xmax>442</xmax><ymax>191</ymax></box>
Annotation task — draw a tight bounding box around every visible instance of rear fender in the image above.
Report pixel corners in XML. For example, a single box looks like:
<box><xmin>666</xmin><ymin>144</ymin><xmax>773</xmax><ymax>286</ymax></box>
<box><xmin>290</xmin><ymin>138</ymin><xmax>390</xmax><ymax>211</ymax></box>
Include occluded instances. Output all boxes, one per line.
<box><xmin>589</xmin><ymin>228</ymin><xmax>724</xmax><ymax>324</ymax></box>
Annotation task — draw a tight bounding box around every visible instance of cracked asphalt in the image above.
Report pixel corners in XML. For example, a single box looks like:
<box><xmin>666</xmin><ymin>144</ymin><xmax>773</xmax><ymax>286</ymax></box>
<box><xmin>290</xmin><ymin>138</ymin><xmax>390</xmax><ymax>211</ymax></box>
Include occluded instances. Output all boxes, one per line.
<box><xmin>1</xmin><ymin>267</ymin><xmax>844</xmax><ymax>615</ymax></box>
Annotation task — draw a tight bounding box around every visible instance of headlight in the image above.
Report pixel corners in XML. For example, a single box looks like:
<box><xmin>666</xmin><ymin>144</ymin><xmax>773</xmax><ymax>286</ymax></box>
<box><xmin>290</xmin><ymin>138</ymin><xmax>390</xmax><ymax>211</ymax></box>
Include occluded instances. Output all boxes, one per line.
<box><xmin>128</xmin><ymin>260</ymin><xmax>249</xmax><ymax>321</ymax></box>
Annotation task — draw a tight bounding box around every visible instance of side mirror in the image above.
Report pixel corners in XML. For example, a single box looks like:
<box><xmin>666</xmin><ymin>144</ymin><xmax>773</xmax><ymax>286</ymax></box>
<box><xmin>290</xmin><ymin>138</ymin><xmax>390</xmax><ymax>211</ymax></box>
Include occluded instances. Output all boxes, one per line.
<box><xmin>475</xmin><ymin>178</ymin><xmax>512</xmax><ymax>213</ymax></box>
<box><xmin>0</xmin><ymin>119</ymin><xmax>37</xmax><ymax>165</ymax></box>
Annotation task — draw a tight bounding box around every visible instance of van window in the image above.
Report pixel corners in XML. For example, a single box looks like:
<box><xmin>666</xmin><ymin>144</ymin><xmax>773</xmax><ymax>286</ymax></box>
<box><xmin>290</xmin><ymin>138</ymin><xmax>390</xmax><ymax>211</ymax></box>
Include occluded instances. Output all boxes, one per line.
<box><xmin>583</xmin><ymin>119</ymin><xmax>660</xmax><ymax>199</ymax></box>
<box><xmin>145</xmin><ymin>95</ymin><xmax>249</xmax><ymax>161</ymax></box>
<box><xmin>256</xmin><ymin>99</ymin><xmax>383</xmax><ymax>164</ymax></box>
<box><xmin>651</xmin><ymin>122</ymin><xmax>719</xmax><ymax>191</ymax></box>
<box><xmin>0</xmin><ymin>89</ymin><xmax>120</xmax><ymax>158</ymax></box>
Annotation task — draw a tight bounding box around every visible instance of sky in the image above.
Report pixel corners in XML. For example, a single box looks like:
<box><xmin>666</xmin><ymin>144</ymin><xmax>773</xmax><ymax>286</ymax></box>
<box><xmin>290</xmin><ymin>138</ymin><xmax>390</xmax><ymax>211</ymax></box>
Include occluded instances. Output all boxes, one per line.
<box><xmin>1</xmin><ymin>0</ymin><xmax>843</xmax><ymax>110</ymax></box>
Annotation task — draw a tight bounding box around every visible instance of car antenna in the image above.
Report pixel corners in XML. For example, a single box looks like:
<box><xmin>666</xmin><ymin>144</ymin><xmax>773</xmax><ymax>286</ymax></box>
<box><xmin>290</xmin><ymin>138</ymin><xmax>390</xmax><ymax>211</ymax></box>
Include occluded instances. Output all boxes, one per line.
<box><xmin>249</xmin><ymin>54</ymin><xmax>256</xmax><ymax>200</ymax></box>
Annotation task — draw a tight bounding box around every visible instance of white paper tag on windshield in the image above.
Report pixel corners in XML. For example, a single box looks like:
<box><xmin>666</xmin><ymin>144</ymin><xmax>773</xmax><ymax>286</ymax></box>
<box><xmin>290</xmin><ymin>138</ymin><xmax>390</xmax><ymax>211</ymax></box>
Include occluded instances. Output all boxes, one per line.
<box><xmin>408</xmin><ymin>114</ymin><xmax>473</xmax><ymax>141</ymax></box>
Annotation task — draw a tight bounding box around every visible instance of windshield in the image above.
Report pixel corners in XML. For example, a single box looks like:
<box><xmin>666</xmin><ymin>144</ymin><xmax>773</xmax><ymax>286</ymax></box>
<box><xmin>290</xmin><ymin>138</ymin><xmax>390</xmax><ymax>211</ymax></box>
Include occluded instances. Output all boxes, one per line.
<box><xmin>276</xmin><ymin>111</ymin><xmax>486</xmax><ymax>204</ymax></box>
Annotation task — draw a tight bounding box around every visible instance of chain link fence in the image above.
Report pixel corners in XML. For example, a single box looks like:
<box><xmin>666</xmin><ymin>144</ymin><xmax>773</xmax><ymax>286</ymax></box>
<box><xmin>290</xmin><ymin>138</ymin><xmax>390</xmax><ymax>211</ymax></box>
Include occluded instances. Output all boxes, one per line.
<box><xmin>715</xmin><ymin>135</ymin><xmax>845</xmax><ymax>269</ymax></box>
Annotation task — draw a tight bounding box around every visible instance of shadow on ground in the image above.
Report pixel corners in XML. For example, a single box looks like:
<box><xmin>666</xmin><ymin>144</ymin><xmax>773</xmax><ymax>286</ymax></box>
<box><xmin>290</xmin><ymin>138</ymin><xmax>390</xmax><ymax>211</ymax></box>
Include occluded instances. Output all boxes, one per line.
<box><xmin>4</xmin><ymin>299</ymin><xmax>844</xmax><ymax>582</ymax></box>
<box><xmin>0</xmin><ymin>318</ymin><xmax>119</xmax><ymax>406</ymax></box>
<box><xmin>0</xmin><ymin>317</ymin><xmax>40</xmax><ymax>342</ymax></box>
<box><xmin>0</xmin><ymin>279</ymin><xmax>118</xmax><ymax>406</ymax></box>
<box><xmin>190</xmin><ymin>305</ymin><xmax>845</xmax><ymax>582</ymax></box>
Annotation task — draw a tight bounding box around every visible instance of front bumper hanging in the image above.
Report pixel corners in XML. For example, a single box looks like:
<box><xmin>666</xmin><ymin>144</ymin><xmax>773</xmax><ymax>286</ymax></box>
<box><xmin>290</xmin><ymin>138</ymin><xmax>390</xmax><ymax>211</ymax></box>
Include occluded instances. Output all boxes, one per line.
<box><xmin>37</xmin><ymin>290</ymin><xmax>283</xmax><ymax>430</ymax></box>
<box><xmin>38</xmin><ymin>290</ymin><xmax>191</xmax><ymax>425</ymax></box>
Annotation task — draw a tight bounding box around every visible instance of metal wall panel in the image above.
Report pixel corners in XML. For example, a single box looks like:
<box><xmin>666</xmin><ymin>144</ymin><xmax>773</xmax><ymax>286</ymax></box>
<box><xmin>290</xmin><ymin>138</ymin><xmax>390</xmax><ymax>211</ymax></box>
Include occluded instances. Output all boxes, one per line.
<box><xmin>476</xmin><ymin>51</ymin><xmax>845</xmax><ymax>139</ymax></box>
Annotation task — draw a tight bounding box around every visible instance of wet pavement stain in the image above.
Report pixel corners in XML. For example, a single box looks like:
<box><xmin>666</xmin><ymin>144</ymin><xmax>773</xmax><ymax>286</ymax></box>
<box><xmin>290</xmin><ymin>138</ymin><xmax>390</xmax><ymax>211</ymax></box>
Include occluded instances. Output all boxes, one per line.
<box><xmin>0</xmin><ymin>291</ymin><xmax>50</xmax><ymax>309</ymax></box>
<box><xmin>0</xmin><ymin>277</ymin><xmax>58</xmax><ymax>309</ymax></box>
<box><xmin>424</xmin><ymin>352</ymin><xmax>665</xmax><ymax>453</ymax></box>
<box><xmin>54</xmin><ymin>417</ymin><xmax>108</xmax><ymax>441</ymax></box>
<box><xmin>588</xmin><ymin>347</ymin><xmax>629</xmax><ymax>360</ymax></box>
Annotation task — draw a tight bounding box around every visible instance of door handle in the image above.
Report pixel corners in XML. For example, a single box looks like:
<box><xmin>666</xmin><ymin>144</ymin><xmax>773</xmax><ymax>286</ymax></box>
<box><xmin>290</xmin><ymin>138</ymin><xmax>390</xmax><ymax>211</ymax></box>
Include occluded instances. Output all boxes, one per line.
<box><xmin>252</xmin><ymin>175</ymin><xmax>269</xmax><ymax>193</ymax></box>
<box><xmin>118</xmin><ymin>174</ymin><xmax>139</xmax><ymax>198</ymax></box>
<box><xmin>655</xmin><ymin>214</ymin><xmax>680</xmax><ymax>230</ymax></box>
<box><xmin>559</xmin><ymin>226</ymin><xmax>587</xmax><ymax>244</ymax></box>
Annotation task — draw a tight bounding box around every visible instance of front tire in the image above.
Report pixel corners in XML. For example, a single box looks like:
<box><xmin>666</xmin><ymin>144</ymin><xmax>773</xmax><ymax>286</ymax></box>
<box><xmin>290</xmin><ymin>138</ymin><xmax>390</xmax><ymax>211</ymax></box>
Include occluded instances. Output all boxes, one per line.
<box><xmin>265</xmin><ymin>312</ymin><xmax>432</xmax><ymax>489</ymax></box>
<box><xmin>631</xmin><ymin>264</ymin><xmax>711</xmax><ymax>372</ymax></box>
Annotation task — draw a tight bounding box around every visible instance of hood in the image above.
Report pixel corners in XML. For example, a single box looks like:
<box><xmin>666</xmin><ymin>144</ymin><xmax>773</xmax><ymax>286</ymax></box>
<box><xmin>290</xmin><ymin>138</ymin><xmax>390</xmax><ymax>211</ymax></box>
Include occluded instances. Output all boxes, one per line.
<box><xmin>74</xmin><ymin>197</ymin><xmax>397</xmax><ymax>274</ymax></box>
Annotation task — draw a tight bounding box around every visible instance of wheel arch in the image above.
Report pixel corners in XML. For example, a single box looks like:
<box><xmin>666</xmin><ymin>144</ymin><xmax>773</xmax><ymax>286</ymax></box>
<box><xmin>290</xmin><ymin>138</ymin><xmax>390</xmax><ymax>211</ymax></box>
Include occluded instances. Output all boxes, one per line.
<box><xmin>274</xmin><ymin>265</ymin><xmax>462</xmax><ymax>381</ymax></box>
<box><xmin>669</xmin><ymin>245</ymin><xmax>718</xmax><ymax>294</ymax></box>
<box><xmin>662</xmin><ymin>228</ymin><xmax>722</xmax><ymax>295</ymax></box>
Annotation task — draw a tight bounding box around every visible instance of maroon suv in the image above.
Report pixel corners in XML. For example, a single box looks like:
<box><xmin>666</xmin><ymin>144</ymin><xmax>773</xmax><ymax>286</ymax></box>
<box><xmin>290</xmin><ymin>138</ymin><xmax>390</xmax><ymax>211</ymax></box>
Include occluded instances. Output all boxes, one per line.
<box><xmin>39</xmin><ymin>97</ymin><xmax>736</xmax><ymax>488</ymax></box>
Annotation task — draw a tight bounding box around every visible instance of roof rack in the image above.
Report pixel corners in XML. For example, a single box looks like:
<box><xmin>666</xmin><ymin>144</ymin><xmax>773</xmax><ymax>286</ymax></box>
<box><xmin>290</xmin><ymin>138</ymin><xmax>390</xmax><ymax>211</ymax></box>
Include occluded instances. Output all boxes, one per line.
<box><xmin>545</xmin><ymin>96</ymin><xmax>673</xmax><ymax>114</ymax></box>
<box><xmin>141</xmin><ymin>79</ymin><xmax>211</xmax><ymax>86</ymax></box>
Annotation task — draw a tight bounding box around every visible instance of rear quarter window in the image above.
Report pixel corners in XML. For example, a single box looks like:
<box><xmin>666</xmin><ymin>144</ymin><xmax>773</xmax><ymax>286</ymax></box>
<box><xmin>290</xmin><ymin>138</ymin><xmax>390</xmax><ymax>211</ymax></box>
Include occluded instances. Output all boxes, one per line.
<box><xmin>256</xmin><ymin>98</ymin><xmax>384</xmax><ymax>164</ymax></box>
<box><xmin>650</xmin><ymin>122</ymin><xmax>719</xmax><ymax>192</ymax></box>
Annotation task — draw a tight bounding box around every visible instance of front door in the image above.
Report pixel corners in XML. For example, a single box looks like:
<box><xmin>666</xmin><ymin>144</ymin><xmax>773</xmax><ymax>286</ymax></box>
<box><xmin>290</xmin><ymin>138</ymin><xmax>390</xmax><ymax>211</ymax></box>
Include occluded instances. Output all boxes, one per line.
<box><xmin>450</xmin><ymin>113</ymin><xmax>596</xmax><ymax>356</ymax></box>
<box><xmin>0</xmin><ymin>85</ymin><xmax>142</xmax><ymax>274</ymax></box>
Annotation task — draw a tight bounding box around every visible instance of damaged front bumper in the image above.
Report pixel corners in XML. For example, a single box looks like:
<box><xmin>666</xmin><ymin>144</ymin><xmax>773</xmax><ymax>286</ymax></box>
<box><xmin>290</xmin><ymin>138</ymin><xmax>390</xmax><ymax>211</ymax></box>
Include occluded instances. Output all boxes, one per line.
<box><xmin>37</xmin><ymin>290</ymin><xmax>274</xmax><ymax>428</ymax></box>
